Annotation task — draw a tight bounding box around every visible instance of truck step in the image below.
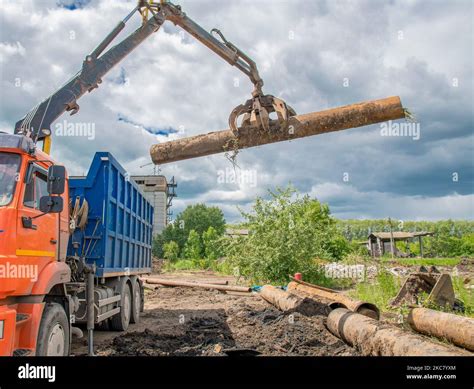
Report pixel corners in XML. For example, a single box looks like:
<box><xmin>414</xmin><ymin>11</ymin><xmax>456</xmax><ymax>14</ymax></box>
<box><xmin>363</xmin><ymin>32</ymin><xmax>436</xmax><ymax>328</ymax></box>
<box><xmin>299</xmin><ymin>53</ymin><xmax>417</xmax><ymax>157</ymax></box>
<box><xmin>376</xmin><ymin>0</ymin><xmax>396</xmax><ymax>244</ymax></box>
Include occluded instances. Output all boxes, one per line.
<box><xmin>13</xmin><ymin>348</ymin><xmax>33</xmax><ymax>356</ymax></box>
<box><xmin>16</xmin><ymin>313</ymin><xmax>31</xmax><ymax>326</ymax></box>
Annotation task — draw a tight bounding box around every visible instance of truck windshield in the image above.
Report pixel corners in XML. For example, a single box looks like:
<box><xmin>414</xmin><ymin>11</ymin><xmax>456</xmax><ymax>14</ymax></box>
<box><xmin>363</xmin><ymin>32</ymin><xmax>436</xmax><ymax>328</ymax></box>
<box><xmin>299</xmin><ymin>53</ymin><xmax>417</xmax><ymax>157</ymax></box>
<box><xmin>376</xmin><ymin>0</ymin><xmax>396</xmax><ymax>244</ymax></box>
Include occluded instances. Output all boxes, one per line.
<box><xmin>0</xmin><ymin>152</ymin><xmax>21</xmax><ymax>206</ymax></box>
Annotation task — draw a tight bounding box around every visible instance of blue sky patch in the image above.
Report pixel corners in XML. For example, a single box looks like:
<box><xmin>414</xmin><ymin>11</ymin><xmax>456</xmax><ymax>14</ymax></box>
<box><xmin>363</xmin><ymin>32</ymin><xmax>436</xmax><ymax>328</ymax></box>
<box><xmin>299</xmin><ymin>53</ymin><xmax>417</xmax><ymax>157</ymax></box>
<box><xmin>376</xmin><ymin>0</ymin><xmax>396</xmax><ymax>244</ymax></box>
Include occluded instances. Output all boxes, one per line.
<box><xmin>57</xmin><ymin>0</ymin><xmax>91</xmax><ymax>11</ymax></box>
<box><xmin>117</xmin><ymin>114</ymin><xmax>178</xmax><ymax>136</ymax></box>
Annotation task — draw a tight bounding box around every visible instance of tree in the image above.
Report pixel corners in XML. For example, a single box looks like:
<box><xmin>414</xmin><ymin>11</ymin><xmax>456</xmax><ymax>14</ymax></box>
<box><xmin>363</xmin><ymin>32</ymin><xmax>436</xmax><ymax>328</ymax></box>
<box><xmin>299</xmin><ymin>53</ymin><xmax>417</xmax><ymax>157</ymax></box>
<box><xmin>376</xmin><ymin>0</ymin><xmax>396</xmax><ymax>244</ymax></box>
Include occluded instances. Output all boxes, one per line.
<box><xmin>459</xmin><ymin>233</ymin><xmax>474</xmax><ymax>256</ymax></box>
<box><xmin>202</xmin><ymin>226</ymin><xmax>222</xmax><ymax>261</ymax></box>
<box><xmin>153</xmin><ymin>203</ymin><xmax>226</xmax><ymax>258</ymax></box>
<box><xmin>224</xmin><ymin>186</ymin><xmax>350</xmax><ymax>284</ymax></box>
<box><xmin>163</xmin><ymin>241</ymin><xmax>180</xmax><ymax>262</ymax></box>
<box><xmin>184</xmin><ymin>230</ymin><xmax>202</xmax><ymax>260</ymax></box>
<box><xmin>152</xmin><ymin>223</ymin><xmax>186</xmax><ymax>258</ymax></box>
<box><xmin>177</xmin><ymin>203</ymin><xmax>226</xmax><ymax>238</ymax></box>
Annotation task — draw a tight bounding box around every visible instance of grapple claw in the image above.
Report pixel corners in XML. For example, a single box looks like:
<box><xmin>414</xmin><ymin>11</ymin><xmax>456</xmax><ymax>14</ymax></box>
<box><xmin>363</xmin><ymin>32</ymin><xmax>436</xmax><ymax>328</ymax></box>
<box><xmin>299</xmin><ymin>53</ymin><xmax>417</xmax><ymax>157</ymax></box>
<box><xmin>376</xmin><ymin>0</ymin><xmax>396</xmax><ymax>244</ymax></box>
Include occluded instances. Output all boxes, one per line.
<box><xmin>228</xmin><ymin>94</ymin><xmax>295</xmax><ymax>136</ymax></box>
<box><xmin>272</xmin><ymin>96</ymin><xmax>288</xmax><ymax>122</ymax></box>
<box><xmin>228</xmin><ymin>101</ymin><xmax>252</xmax><ymax>136</ymax></box>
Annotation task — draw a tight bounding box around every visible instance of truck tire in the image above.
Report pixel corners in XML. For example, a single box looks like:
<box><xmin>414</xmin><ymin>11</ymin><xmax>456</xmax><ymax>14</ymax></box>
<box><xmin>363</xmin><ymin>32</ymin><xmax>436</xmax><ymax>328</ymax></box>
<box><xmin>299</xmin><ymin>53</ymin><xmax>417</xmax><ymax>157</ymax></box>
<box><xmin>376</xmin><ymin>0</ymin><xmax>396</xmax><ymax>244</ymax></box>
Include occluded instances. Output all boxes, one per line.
<box><xmin>110</xmin><ymin>283</ymin><xmax>131</xmax><ymax>331</ymax></box>
<box><xmin>36</xmin><ymin>303</ymin><xmax>70</xmax><ymax>356</ymax></box>
<box><xmin>130</xmin><ymin>279</ymin><xmax>141</xmax><ymax>324</ymax></box>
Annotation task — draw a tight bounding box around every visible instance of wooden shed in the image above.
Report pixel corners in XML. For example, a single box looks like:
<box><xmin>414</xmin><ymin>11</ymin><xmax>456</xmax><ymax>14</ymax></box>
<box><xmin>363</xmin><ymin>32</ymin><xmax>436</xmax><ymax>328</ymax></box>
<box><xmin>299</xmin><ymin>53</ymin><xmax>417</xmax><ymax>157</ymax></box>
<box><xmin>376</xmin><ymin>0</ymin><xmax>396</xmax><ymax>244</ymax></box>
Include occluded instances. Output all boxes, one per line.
<box><xmin>367</xmin><ymin>231</ymin><xmax>434</xmax><ymax>258</ymax></box>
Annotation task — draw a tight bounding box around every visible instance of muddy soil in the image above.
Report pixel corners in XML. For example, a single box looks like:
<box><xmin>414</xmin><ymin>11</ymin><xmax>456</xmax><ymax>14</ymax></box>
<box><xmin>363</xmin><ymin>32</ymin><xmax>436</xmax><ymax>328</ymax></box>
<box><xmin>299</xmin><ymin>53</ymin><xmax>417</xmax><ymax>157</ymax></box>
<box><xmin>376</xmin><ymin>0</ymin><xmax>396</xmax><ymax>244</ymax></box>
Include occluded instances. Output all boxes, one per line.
<box><xmin>72</xmin><ymin>271</ymin><xmax>358</xmax><ymax>356</ymax></box>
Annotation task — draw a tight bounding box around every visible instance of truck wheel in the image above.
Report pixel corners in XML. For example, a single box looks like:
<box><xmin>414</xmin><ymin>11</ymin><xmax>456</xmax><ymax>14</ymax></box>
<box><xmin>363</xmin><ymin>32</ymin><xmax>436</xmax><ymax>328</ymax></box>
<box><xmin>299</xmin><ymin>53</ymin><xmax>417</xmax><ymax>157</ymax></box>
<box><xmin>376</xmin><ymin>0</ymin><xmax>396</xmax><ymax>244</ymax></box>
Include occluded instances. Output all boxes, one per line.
<box><xmin>130</xmin><ymin>280</ymin><xmax>141</xmax><ymax>324</ymax></box>
<box><xmin>36</xmin><ymin>303</ymin><xmax>70</xmax><ymax>356</ymax></box>
<box><xmin>110</xmin><ymin>284</ymin><xmax>131</xmax><ymax>331</ymax></box>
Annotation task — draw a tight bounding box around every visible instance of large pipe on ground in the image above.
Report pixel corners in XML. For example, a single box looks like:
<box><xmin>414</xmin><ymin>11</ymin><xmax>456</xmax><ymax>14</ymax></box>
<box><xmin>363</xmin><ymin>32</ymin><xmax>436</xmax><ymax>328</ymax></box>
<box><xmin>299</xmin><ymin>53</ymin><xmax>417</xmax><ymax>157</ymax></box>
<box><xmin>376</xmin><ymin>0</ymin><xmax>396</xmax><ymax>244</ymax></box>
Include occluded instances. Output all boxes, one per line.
<box><xmin>408</xmin><ymin>308</ymin><xmax>474</xmax><ymax>351</ymax></box>
<box><xmin>150</xmin><ymin>96</ymin><xmax>405</xmax><ymax>164</ymax></box>
<box><xmin>287</xmin><ymin>281</ymin><xmax>379</xmax><ymax>320</ymax></box>
<box><xmin>194</xmin><ymin>279</ymin><xmax>229</xmax><ymax>286</ymax></box>
<box><xmin>146</xmin><ymin>278</ymin><xmax>228</xmax><ymax>286</ymax></box>
<box><xmin>259</xmin><ymin>285</ymin><xmax>325</xmax><ymax>315</ymax></box>
<box><xmin>326</xmin><ymin>308</ymin><xmax>471</xmax><ymax>356</ymax></box>
<box><xmin>260</xmin><ymin>285</ymin><xmax>302</xmax><ymax>312</ymax></box>
<box><xmin>141</xmin><ymin>277</ymin><xmax>250</xmax><ymax>293</ymax></box>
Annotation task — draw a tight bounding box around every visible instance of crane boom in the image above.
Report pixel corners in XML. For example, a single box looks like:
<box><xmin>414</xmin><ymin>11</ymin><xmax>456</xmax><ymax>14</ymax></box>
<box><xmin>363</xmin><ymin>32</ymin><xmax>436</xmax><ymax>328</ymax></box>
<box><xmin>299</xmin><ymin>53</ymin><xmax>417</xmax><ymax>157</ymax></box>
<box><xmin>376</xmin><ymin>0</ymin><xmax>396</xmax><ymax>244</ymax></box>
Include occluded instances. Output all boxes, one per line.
<box><xmin>14</xmin><ymin>1</ymin><xmax>294</xmax><ymax>148</ymax></box>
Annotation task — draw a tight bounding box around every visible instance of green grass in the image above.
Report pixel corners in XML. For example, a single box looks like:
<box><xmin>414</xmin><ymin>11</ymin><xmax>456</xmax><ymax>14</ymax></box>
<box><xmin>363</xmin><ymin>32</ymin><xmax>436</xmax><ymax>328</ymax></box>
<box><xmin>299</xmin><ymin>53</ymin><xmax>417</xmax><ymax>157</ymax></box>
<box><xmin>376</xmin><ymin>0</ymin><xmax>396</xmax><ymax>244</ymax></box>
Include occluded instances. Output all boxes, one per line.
<box><xmin>352</xmin><ymin>269</ymin><xmax>474</xmax><ymax>318</ymax></box>
<box><xmin>163</xmin><ymin>258</ymin><xmax>224</xmax><ymax>272</ymax></box>
<box><xmin>163</xmin><ymin>259</ymin><xmax>200</xmax><ymax>271</ymax></box>
<box><xmin>452</xmin><ymin>276</ymin><xmax>474</xmax><ymax>317</ymax></box>
<box><xmin>351</xmin><ymin>270</ymin><xmax>401</xmax><ymax>311</ymax></box>
<box><xmin>380</xmin><ymin>257</ymin><xmax>461</xmax><ymax>267</ymax></box>
<box><xmin>341</xmin><ymin>253</ymin><xmax>373</xmax><ymax>264</ymax></box>
<box><xmin>341</xmin><ymin>254</ymin><xmax>462</xmax><ymax>267</ymax></box>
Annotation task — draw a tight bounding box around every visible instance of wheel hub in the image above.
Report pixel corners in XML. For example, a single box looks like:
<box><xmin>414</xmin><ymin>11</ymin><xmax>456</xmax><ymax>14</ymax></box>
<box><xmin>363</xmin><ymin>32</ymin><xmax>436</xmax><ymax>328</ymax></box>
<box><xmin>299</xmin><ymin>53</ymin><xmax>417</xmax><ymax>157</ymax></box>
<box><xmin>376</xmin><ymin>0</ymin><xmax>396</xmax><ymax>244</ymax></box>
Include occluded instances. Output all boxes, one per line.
<box><xmin>47</xmin><ymin>323</ymin><xmax>65</xmax><ymax>356</ymax></box>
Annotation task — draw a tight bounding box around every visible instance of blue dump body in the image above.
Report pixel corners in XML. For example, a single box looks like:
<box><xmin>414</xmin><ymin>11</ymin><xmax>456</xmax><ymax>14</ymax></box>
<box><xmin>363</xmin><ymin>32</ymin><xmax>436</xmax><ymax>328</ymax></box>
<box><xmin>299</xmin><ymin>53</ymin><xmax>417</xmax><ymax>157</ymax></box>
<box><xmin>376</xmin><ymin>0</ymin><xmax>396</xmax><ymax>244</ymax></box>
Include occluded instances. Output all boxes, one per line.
<box><xmin>68</xmin><ymin>152</ymin><xmax>153</xmax><ymax>278</ymax></box>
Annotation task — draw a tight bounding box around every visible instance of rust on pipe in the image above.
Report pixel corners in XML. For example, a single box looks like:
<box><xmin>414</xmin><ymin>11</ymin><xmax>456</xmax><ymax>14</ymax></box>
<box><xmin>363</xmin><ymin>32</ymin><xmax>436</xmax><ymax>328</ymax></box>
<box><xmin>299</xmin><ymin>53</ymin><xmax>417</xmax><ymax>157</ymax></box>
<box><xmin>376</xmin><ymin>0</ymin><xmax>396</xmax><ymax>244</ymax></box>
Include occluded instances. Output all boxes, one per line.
<box><xmin>260</xmin><ymin>285</ymin><xmax>327</xmax><ymax>315</ymax></box>
<box><xmin>287</xmin><ymin>281</ymin><xmax>380</xmax><ymax>320</ymax></box>
<box><xmin>144</xmin><ymin>277</ymin><xmax>228</xmax><ymax>285</ymax></box>
<box><xmin>289</xmin><ymin>275</ymin><xmax>342</xmax><ymax>293</ymax></box>
<box><xmin>141</xmin><ymin>277</ymin><xmax>250</xmax><ymax>293</ymax></box>
<box><xmin>408</xmin><ymin>308</ymin><xmax>474</xmax><ymax>351</ymax></box>
<box><xmin>197</xmin><ymin>279</ymin><xmax>229</xmax><ymax>285</ymax></box>
<box><xmin>327</xmin><ymin>308</ymin><xmax>471</xmax><ymax>356</ymax></box>
<box><xmin>150</xmin><ymin>96</ymin><xmax>405</xmax><ymax>165</ymax></box>
<box><xmin>260</xmin><ymin>285</ymin><xmax>303</xmax><ymax>312</ymax></box>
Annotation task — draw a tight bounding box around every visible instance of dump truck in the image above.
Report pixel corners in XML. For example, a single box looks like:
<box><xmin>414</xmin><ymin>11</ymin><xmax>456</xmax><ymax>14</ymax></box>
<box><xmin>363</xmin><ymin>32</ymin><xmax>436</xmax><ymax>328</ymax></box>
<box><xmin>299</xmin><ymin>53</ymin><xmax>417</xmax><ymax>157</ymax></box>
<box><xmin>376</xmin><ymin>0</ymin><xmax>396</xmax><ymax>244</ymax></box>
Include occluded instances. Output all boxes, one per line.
<box><xmin>0</xmin><ymin>140</ymin><xmax>152</xmax><ymax>356</ymax></box>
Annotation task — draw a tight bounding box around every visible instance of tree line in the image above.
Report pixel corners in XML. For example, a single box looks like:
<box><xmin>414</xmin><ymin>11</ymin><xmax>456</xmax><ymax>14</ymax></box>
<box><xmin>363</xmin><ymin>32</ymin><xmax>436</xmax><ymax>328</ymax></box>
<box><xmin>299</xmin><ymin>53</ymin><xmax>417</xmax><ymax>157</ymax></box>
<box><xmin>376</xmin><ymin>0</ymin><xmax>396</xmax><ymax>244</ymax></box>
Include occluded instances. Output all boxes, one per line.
<box><xmin>152</xmin><ymin>187</ymin><xmax>474</xmax><ymax>282</ymax></box>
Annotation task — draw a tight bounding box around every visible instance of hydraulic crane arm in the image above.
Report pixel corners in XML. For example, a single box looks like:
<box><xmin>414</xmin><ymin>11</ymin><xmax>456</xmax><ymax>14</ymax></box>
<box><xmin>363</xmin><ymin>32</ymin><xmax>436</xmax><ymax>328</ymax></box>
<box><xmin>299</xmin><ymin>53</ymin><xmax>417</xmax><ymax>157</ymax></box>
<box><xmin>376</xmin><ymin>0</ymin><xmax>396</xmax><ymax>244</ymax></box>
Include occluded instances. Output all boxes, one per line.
<box><xmin>15</xmin><ymin>4</ymin><xmax>162</xmax><ymax>144</ymax></box>
<box><xmin>14</xmin><ymin>1</ymin><xmax>295</xmax><ymax>148</ymax></box>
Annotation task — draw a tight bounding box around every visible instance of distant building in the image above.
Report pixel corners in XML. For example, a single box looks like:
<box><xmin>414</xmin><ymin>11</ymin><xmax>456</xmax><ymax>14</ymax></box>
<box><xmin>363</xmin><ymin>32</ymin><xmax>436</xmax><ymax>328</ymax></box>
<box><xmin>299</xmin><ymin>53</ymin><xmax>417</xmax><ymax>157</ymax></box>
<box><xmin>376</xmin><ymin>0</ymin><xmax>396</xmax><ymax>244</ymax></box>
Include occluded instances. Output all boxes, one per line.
<box><xmin>225</xmin><ymin>228</ymin><xmax>249</xmax><ymax>238</ymax></box>
<box><xmin>367</xmin><ymin>231</ymin><xmax>434</xmax><ymax>258</ymax></box>
<box><xmin>132</xmin><ymin>175</ymin><xmax>177</xmax><ymax>235</ymax></box>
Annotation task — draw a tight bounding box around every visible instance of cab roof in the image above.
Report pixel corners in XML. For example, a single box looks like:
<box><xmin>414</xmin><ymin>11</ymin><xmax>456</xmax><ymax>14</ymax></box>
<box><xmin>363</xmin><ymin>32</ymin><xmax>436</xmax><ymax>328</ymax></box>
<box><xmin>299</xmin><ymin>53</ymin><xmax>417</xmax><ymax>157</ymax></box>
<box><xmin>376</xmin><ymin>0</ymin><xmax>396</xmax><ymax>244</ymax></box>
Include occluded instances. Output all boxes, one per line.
<box><xmin>0</xmin><ymin>132</ymin><xmax>35</xmax><ymax>154</ymax></box>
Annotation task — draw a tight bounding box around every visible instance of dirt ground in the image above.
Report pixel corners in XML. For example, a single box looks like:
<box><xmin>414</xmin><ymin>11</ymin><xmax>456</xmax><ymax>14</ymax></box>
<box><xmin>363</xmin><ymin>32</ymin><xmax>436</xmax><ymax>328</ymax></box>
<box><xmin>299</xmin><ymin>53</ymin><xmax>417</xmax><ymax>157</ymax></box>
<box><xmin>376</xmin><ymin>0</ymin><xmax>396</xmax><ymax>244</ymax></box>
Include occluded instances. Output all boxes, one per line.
<box><xmin>72</xmin><ymin>271</ymin><xmax>358</xmax><ymax>356</ymax></box>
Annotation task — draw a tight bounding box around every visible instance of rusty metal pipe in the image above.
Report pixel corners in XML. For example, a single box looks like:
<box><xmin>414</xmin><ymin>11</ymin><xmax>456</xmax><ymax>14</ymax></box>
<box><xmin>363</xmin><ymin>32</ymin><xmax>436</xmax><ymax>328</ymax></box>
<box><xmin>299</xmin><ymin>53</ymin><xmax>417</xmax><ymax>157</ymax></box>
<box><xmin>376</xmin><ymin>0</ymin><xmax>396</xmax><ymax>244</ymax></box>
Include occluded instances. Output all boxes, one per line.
<box><xmin>150</xmin><ymin>96</ymin><xmax>405</xmax><ymax>165</ymax></box>
<box><xmin>193</xmin><ymin>279</ymin><xmax>229</xmax><ymax>286</ymax></box>
<box><xmin>145</xmin><ymin>278</ymin><xmax>229</xmax><ymax>286</ymax></box>
<box><xmin>260</xmin><ymin>285</ymin><xmax>303</xmax><ymax>312</ymax></box>
<box><xmin>287</xmin><ymin>281</ymin><xmax>380</xmax><ymax>320</ymax></box>
<box><xmin>408</xmin><ymin>308</ymin><xmax>474</xmax><ymax>351</ymax></box>
<box><xmin>260</xmin><ymin>285</ymin><xmax>327</xmax><ymax>315</ymax></box>
<box><xmin>327</xmin><ymin>308</ymin><xmax>471</xmax><ymax>356</ymax></box>
<box><xmin>141</xmin><ymin>277</ymin><xmax>250</xmax><ymax>293</ymax></box>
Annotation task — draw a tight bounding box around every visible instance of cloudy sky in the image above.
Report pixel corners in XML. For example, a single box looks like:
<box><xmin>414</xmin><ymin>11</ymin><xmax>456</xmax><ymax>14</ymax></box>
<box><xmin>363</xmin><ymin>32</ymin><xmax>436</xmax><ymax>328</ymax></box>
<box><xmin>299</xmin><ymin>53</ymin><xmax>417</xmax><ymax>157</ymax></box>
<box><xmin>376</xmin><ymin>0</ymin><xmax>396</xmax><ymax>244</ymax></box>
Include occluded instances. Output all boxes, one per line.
<box><xmin>1</xmin><ymin>0</ymin><xmax>472</xmax><ymax>222</ymax></box>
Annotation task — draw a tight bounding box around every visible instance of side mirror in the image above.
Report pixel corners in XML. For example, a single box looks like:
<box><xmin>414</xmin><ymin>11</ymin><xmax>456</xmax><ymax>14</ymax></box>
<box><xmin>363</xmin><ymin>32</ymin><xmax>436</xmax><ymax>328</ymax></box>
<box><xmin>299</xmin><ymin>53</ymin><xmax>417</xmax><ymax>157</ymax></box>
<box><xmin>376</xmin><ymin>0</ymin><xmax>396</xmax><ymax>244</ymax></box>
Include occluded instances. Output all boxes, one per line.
<box><xmin>39</xmin><ymin>196</ymin><xmax>64</xmax><ymax>214</ymax></box>
<box><xmin>47</xmin><ymin>165</ymin><xmax>66</xmax><ymax>195</ymax></box>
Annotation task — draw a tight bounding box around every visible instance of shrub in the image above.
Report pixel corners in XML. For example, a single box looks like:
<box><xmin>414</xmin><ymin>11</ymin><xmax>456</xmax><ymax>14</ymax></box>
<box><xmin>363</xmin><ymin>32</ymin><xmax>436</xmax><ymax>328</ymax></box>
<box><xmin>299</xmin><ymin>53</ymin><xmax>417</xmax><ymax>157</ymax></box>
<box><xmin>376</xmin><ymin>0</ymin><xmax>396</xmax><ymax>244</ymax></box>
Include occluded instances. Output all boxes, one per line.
<box><xmin>202</xmin><ymin>226</ymin><xmax>222</xmax><ymax>261</ymax></box>
<box><xmin>224</xmin><ymin>186</ymin><xmax>350</xmax><ymax>284</ymax></box>
<box><xmin>163</xmin><ymin>241</ymin><xmax>180</xmax><ymax>262</ymax></box>
<box><xmin>153</xmin><ymin>203</ymin><xmax>226</xmax><ymax>258</ymax></box>
<box><xmin>183</xmin><ymin>229</ymin><xmax>202</xmax><ymax>261</ymax></box>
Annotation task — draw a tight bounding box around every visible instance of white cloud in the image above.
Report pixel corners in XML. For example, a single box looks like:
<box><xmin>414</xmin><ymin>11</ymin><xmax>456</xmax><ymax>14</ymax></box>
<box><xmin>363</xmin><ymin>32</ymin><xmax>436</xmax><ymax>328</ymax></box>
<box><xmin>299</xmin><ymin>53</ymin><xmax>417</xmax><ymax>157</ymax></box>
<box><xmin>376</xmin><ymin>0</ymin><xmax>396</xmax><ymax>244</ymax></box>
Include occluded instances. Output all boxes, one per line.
<box><xmin>0</xmin><ymin>41</ymin><xmax>25</xmax><ymax>62</ymax></box>
<box><xmin>310</xmin><ymin>183</ymin><xmax>474</xmax><ymax>220</ymax></box>
<box><xmin>0</xmin><ymin>0</ymin><xmax>472</xmax><ymax>223</ymax></box>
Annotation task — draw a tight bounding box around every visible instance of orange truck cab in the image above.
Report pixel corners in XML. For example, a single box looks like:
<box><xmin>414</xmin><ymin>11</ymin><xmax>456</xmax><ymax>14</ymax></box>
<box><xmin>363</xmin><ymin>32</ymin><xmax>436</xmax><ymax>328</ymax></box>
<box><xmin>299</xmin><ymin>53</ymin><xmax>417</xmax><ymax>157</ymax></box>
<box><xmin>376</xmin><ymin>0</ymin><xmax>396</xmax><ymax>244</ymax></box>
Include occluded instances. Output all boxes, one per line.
<box><xmin>0</xmin><ymin>133</ymin><xmax>152</xmax><ymax>356</ymax></box>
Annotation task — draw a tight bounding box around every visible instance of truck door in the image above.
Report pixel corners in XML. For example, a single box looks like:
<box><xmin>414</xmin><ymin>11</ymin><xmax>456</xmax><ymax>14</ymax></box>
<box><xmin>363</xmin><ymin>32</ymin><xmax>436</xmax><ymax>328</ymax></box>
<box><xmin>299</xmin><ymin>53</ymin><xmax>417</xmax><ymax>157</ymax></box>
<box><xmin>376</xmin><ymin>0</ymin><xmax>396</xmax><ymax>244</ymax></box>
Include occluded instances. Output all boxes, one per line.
<box><xmin>16</xmin><ymin>163</ymin><xmax>59</xmax><ymax>275</ymax></box>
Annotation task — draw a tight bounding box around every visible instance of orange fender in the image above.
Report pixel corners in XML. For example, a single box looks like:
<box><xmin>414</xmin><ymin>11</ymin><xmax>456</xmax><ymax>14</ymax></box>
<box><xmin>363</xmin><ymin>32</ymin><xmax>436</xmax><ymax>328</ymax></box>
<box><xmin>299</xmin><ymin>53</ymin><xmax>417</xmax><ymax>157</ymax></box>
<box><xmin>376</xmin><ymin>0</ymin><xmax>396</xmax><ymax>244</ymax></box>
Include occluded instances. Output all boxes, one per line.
<box><xmin>30</xmin><ymin>261</ymin><xmax>71</xmax><ymax>295</ymax></box>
